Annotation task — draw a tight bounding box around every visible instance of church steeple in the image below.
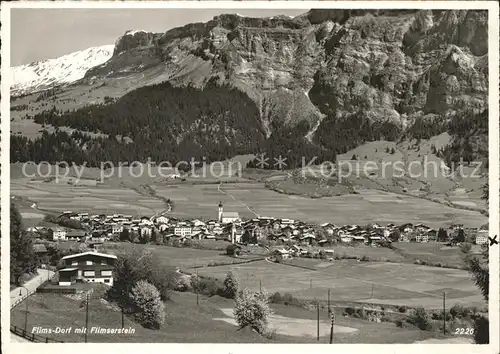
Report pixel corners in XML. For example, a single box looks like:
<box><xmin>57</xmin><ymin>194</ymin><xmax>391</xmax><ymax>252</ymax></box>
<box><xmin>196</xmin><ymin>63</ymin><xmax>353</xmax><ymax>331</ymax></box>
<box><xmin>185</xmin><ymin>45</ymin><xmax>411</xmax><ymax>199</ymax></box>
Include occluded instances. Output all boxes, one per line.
<box><xmin>218</xmin><ymin>201</ymin><xmax>223</xmax><ymax>222</ymax></box>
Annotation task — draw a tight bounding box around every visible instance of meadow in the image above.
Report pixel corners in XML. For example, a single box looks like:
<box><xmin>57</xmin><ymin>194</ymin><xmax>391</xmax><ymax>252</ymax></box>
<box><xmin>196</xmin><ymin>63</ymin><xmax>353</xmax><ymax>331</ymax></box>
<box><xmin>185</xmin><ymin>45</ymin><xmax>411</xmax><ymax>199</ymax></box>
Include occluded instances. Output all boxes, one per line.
<box><xmin>99</xmin><ymin>242</ymin><xmax>265</xmax><ymax>269</ymax></box>
<box><xmin>11</xmin><ymin>161</ymin><xmax>487</xmax><ymax>229</ymax></box>
<box><xmin>197</xmin><ymin>259</ymin><xmax>483</xmax><ymax>310</ymax></box>
<box><xmin>155</xmin><ymin>183</ymin><xmax>486</xmax><ymax>228</ymax></box>
<box><xmin>11</xmin><ymin>291</ymin><xmax>447</xmax><ymax>343</ymax></box>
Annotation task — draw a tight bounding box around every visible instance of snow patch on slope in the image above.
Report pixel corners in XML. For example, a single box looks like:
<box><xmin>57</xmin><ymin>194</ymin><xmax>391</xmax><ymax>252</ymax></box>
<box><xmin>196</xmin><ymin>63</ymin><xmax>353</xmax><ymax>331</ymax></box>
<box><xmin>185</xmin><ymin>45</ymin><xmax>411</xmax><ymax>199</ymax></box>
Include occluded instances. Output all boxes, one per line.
<box><xmin>10</xmin><ymin>45</ymin><xmax>114</xmax><ymax>96</ymax></box>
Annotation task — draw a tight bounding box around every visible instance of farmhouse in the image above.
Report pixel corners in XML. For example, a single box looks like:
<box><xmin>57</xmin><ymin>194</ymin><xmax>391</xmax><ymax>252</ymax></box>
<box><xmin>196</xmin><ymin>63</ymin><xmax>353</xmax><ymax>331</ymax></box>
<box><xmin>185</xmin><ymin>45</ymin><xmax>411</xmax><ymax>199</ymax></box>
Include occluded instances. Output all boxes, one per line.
<box><xmin>273</xmin><ymin>249</ymin><xmax>291</xmax><ymax>261</ymax></box>
<box><xmin>59</xmin><ymin>251</ymin><xmax>117</xmax><ymax>286</ymax></box>
<box><xmin>475</xmin><ymin>230</ymin><xmax>489</xmax><ymax>245</ymax></box>
<box><xmin>111</xmin><ymin>224</ymin><xmax>123</xmax><ymax>234</ymax></box>
<box><xmin>66</xmin><ymin>230</ymin><xmax>87</xmax><ymax>242</ymax></box>
<box><xmin>140</xmin><ymin>225</ymin><xmax>153</xmax><ymax>237</ymax></box>
<box><xmin>155</xmin><ymin>215</ymin><xmax>169</xmax><ymax>225</ymax></box>
<box><xmin>416</xmin><ymin>234</ymin><xmax>429</xmax><ymax>243</ymax></box>
<box><xmin>174</xmin><ymin>224</ymin><xmax>192</xmax><ymax>237</ymax></box>
<box><xmin>52</xmin><ymin>227</ymin><xmax>67</xmax><ymax>241</ymax></box>
<box><xmin>33</xmin><ymin>244</ymin><xmax>48</xmax><ymax>264</ymax></box>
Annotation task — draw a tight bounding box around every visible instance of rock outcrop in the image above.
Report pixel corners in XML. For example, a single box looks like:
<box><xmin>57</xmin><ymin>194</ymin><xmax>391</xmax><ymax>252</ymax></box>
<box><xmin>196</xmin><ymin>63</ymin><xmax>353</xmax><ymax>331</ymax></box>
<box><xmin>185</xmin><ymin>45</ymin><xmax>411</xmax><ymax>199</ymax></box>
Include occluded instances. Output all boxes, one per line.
<box><xmin>13</xmin><ymin>10</ymin><xmax>488</xmax><ymax>141</ymax></box>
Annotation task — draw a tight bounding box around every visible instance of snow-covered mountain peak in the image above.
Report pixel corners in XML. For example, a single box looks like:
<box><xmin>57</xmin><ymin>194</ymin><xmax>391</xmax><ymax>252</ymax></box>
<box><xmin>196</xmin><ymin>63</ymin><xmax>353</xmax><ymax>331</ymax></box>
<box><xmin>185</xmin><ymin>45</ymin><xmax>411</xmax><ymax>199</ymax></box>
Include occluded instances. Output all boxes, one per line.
<box><xmin>10</xmin><ymin>45</ymin><xmax>115</xmax><ymax>97</ymax></box>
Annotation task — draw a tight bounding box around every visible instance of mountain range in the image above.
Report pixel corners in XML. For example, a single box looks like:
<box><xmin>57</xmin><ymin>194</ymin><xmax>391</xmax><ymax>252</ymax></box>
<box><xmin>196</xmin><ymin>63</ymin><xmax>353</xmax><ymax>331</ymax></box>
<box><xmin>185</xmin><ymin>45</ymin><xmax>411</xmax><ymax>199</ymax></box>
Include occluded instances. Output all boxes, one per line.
<box><xmin>10</xmin><ymin>9</ymin><xmax>488</xmax><ymax>169</ymax></box>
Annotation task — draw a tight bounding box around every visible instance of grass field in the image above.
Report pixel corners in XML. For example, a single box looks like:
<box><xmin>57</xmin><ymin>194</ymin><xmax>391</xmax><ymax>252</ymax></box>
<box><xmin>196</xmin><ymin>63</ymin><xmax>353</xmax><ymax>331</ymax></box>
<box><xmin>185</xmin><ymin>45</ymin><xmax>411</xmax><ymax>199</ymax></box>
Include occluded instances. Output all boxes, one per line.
<box><xmin>99</xmin><ymin>242</ymin><xmax>265</xmax><ymax>269</ymax></box>
<box><xmin>12</xmin><ymin>161</ymin><xmax>487</xmax><ymax>229</ymax></box>
<box><xmin>324</xmin><ymin>242</ymin><xmax>482</xmax><ymax>269</ymax></box>
<box><xmin>11</xmin><ymin>290</ymin><xmax>448</xmax><ymax>343</ymax></box>
<box><xmin>153</xmin><ymin>183</ymin><xmax>486</xmax><ymax>228</ymax></box>
<box><xmin>197</xmin><ymin>259</ymin><xmax>483</xmax><ymax>310</ymax></box>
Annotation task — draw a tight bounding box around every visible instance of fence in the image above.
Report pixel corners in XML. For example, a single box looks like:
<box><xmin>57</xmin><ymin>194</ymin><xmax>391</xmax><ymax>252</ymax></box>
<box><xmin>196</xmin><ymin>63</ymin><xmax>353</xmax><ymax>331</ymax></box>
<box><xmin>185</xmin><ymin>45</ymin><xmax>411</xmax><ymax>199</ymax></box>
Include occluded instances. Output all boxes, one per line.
<box><xmin>10</xmin><ymin>271</ymin><xmax>64</xmax><ymax>343</ymax></box>
<box><xmin>10</xmin><ymin>290</ymin><xmax>36</xmax><ymax>309</ymax></box>
<box><xmin>10</xmin><ymin>325</ymin><xmax>64</xmax><ymax>343</ymax></box>
<box><xmin>37</xmin><ymin>287</ymin><xmax>79</xmax><ymax>294</ymax></box>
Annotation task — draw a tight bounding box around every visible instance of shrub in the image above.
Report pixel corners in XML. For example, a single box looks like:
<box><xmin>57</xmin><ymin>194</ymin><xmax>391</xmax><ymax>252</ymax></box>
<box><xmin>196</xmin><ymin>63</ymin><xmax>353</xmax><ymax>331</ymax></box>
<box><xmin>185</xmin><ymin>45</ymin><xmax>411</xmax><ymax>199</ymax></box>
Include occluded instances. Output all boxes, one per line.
<box><xmin>129</xmin><ymin>280</ymin><xmax>165</xmax><ymax>330</ymax></box>
<box><xmin>398</xmin><ymin>305</ymin><xmax>407</xmax><ymax>313</ymax></box>
<box><xmin>408</xmin><ymin>307</ymin><xmax>431</xmax><ymax>331</ymax></box>
<box><xmin>449</xmin><ymin>304</ymin><xmax>471</xmax><ymax>319</ymax></box>
<box><xmin>395</xmin><ymin>319</ymin><xmax>404</xmax><ymax>328</ymax></box>
<box><xmin>360</xmin><ymin>255</ymin><xmax>370</xmax><ymax>262</ymax></box>
<box><xmin>269</xmin><ymin>292</ymin><xmax>282</xmax><ymax>304</ymax></box>
<box><xmin>344</xmin><ymin>307</ymin><xmax>356</xmax><ymax>316</ymax></box>
<box><xmin>234</xmin><ymin>289</ymin><xmax>273</xmax><ymax>334</ymax></box>
<box><xmin>222</xmin><ymin>271</ymin><xmax>239</xmax><ymax>299</ymax></box>
<box><xmin>192</xmin><ymin>276</ymin><xmax>222</xmax><ymax>297</ymax></box>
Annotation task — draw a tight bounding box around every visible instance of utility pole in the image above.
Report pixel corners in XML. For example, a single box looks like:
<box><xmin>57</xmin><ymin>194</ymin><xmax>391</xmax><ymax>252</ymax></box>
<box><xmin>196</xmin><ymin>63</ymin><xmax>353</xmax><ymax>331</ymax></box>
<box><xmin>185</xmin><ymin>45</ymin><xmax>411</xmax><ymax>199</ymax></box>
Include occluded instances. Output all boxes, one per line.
<box><xmin>19</xmin><ymin>286</ymin><xmax>29</xmax><ymax>334</ymax></box>
<box><xmin>371</xmin><ymin>284</ymin><xmax>374</xmax><ymax>298</ymax></box>
<box><xmin>260</xmin><ymin>279</ymin><xmax>262</xmax><ymax>293</ymax></box>
<box><xmin>121</xmin><ymin>307</ymin><xmax>124</xmax><ymax>329</ymax></box>
<box><xmin>443</xmin><ymin>292</ymin><xmax>446</xmax><ymax>335</ymax></box>
<box><xmin>327</xmin><ymin>289</ymin><xmax>331</xmax><ymax>314</ymax></box>
<box><xmin>196</xmin><ymin>269</ymin><xmax>199</xmax><ymax>306</ymax></box>
<box><xmin>310</xmin><ymin>279</ymin><xmax>312</xmax><ymax>289</ymax></box>
<box><xmin>329</xmin><ymin>311</ymin><xmax>335</xmax><ymax>344</ymax></box>
<box><xmin>316</xmin><ymin>303</ymin><xmax>320</xmax><ymax>341</ymax></box>
<box><xmin>84</xmin><ymin>294</ymin><xmax>89</xmax><ymax>343</ymax></box>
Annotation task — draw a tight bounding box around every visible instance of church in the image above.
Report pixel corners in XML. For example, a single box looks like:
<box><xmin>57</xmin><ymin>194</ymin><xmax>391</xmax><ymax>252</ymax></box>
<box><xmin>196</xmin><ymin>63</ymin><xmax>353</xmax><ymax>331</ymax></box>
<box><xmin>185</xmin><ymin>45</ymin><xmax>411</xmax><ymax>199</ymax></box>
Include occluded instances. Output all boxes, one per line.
<box><xmin>218</xmin><ymin>201</ymin><xmax>240</xmax><ymax>224</ymax></box>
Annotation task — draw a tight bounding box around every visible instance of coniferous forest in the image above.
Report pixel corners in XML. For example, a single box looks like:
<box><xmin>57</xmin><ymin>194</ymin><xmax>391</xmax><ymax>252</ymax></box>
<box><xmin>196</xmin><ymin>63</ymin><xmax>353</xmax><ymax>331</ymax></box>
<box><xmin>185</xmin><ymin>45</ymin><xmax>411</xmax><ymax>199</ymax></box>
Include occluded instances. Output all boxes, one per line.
<box><xmin>10</xmin><ymin>81</ymin><xmax>488</xmax><ymax>169</ymax></box>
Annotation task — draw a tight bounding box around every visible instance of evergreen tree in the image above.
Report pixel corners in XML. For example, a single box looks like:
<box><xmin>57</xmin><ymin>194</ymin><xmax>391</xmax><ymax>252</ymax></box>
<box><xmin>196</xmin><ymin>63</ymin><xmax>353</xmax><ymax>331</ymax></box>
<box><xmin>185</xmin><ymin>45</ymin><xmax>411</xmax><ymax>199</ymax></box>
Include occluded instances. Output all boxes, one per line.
<box><xmin>437</xmin><ymin>228</ymin><xmax>448</xmax><ymax>242</ymax></box>
<box><xmin>120</xmin><ymin>229</ymin><xmax>130</xmax><ymax>242</ymax></box>
<box><xmin>454</xmin><ymin>229</ymin><xmax>466</xmax><ymax>243</ymax></box>
<box><xmin>10</xmin><ymin>203</ymin><xmax>39</xmax><ymax>285</ymax></box>
<box><xmin>222</xmin><ymin>271</ymin><xmax>239</xmax><ymax>299</ymax></box>
<box><xmin>465</xmin><ymin>244</ymin><xmax>489</xmax><ymax>344</ymax></box>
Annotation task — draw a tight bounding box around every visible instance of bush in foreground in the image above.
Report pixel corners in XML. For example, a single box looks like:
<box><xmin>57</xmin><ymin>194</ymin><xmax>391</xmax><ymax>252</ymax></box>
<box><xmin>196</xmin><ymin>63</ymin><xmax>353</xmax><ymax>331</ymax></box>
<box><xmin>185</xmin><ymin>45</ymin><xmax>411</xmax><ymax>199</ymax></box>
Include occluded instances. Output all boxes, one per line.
<box><xmin>408</xmin><ymin>307</ymin><xmax>431</xmax><ymax>331</ymax></box>
<box><xmin>234</xmin><ymin>288</ymin><xmax>273</xmax><ymax>334</ymax></box>
<box><xmin>130</xmin><ymin>280</ymin><xmax>165</xmax><ymax>330</ymax></box>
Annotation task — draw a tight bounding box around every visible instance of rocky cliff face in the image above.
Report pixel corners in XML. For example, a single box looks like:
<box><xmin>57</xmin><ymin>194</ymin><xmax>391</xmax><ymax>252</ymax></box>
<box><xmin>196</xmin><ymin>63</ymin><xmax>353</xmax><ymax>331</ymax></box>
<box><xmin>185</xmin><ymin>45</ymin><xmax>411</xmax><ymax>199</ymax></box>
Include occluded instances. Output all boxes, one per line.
<box><xmin>84</xmin><ymin>10</ymin><xmax>487</xmax><ymax>136</ymax></box>
<box><xmin>309</xmin><ymin>10</ymin><xmax>488</xmax><ymax>129</ymax></box>
<box><xmin>13</xmin><ymin>10</ymin><xmax>488</xmax><ymax>143</ymax></box>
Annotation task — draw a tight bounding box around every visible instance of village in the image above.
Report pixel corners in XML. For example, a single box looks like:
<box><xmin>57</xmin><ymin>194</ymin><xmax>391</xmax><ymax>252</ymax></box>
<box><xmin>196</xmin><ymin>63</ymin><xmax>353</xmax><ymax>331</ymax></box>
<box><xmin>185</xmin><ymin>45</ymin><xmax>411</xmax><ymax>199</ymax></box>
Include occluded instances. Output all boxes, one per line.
<box><xmin>27</xmin><ymin>201</ymin><xmax>490</xmax><ymax>266</ymax></box>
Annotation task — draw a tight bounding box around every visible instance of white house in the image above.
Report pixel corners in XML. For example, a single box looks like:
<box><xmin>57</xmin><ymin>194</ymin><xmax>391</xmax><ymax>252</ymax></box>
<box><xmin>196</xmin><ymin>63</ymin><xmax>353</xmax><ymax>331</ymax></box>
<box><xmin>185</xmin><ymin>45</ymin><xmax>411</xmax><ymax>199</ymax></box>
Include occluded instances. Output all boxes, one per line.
<box><xmin>174</xmin><ymin>226</ymin><xmax>192</xmax><ymax>237</ymax></box>
<box><xmin>158</xmin><ymin>224</ymin><xmax>169</xmax><ymax>232</ymax></box>
<box><xmin>155</xmin><ymin>215</ymin><xmax>169</xmax><ymax>225</ymax></box>
<box><xmin>140</xmin><ymin>226</ymin><xmax>153</xmax><ymax>237</ymax></box>
<box><xmin>340</xmin><ymin>235</ymin><xmax>352</xmax><ymax>243</ymax></box>
<box><xmin>52</xmin><ymin>228</ymin><xmax>67</xmax><ymax>241</ymax></box>
<box><xmin>273</xmin><ymin>249</ymin><xmax>291</xmax><ymax>261</ymax></box>
<box><xmin>112</xmin><ymin>224</ymin><xmax>124</xmax><ymax>234</ymax></box>
<box><xmin>475</xmin><ymin>230</ymin><xmax>489</xmax><ymax>245</ymax></box>
<box><xmin>416</xmin><ymin>234</ymin><xmax>429</xmax><ymax>243</ymax></box>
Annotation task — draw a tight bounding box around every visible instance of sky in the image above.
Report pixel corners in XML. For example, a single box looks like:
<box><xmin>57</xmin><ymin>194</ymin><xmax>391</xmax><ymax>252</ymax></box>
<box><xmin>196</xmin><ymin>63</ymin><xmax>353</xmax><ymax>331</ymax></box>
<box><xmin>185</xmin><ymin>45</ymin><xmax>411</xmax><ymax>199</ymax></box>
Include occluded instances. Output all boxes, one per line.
<box><xmin>11</xmin><ymin>8</ymin><xmax>306</xmax><ymax>66</ymax></box>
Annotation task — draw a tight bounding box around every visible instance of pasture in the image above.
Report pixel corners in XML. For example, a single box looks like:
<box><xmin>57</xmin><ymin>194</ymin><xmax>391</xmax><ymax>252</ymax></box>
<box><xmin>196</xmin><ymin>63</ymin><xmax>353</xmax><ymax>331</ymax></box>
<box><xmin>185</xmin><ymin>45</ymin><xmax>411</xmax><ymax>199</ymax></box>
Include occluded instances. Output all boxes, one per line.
<box><xmin>154</xmin><ymin>183</ymin><xmax>486</xmax><ymax>229</ymax></box>
<box><xmin>99</xmin><ymin>242</ymin><xmax>264</xmax><ymax>269</ymax></box>
<box><xmin>11</xmin><ymin>179</ymin><xmax>166</xmax><ymax>217</ymax></box>
<box><xmin>197</xmin><ymin>259</ymin><xmax>483</xmax><ymax>309</ymax></box>
<box><xmin>11</xmin><ymin>163</ymin><xmax>487</xmax><ymax>229</ymax></box>
<box><xmin>11</xmin><ymin>290</ymin><xmax>444</xmax><ymax>343</ymax></box>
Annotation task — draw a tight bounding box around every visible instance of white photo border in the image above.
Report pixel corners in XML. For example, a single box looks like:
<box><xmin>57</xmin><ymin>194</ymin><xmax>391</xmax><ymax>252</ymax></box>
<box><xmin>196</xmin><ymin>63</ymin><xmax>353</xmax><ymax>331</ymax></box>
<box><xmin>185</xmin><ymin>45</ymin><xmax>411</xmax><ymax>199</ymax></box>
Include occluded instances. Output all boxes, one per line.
<box><xmin>1</xmin><ymin>1</ymin><xmax>498</xmax><ymax>354</ymax></box>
